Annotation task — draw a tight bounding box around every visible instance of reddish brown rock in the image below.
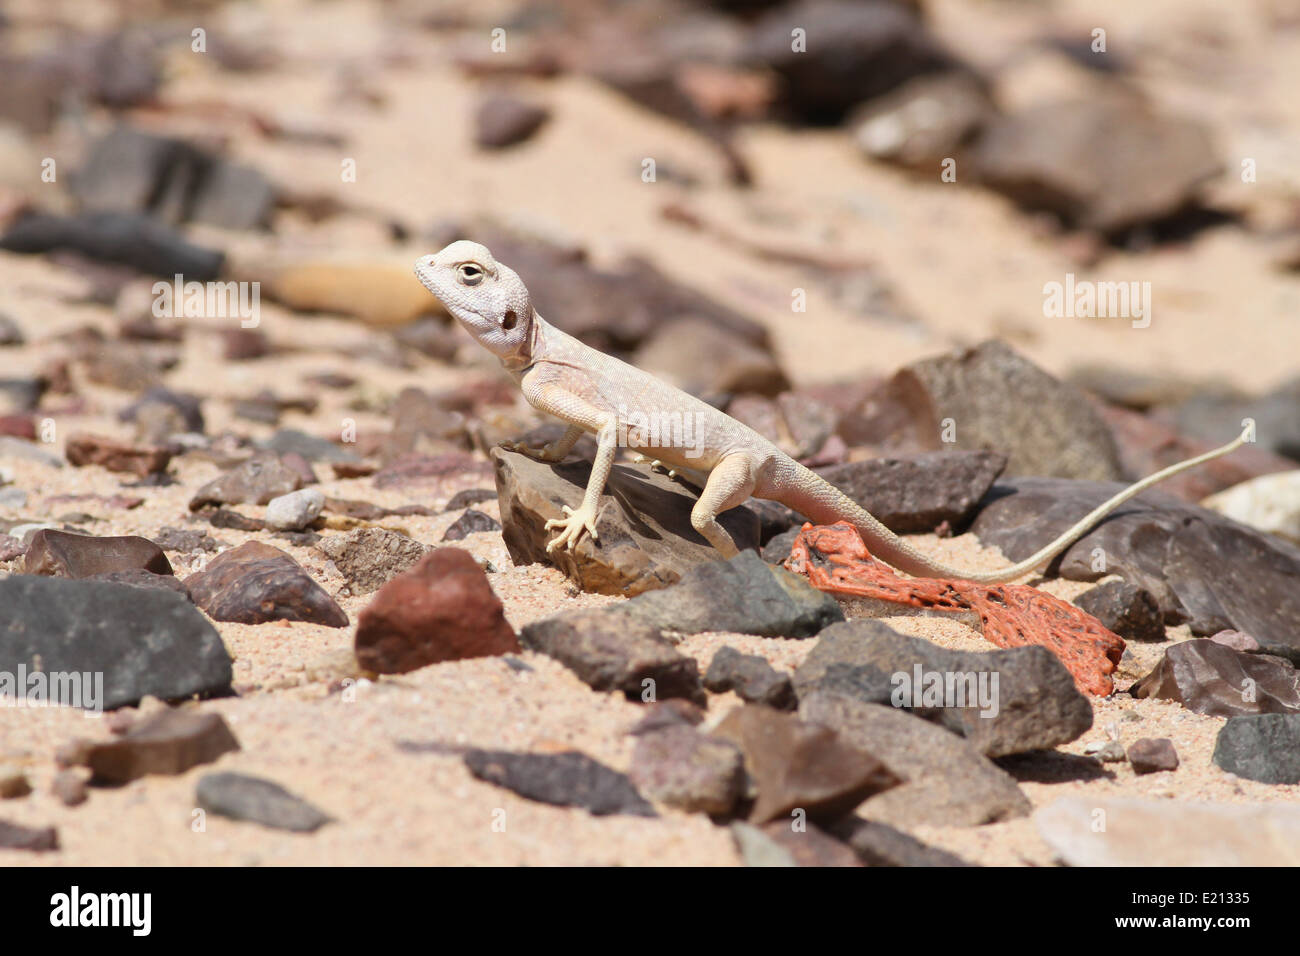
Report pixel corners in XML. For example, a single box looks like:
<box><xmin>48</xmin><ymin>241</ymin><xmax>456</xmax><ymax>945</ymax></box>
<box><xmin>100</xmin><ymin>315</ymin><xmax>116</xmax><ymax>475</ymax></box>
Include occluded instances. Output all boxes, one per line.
<box><xmin>355</xmin><ymin>548</ymin><xmax>519</xmax><ymax>673</ymax></box>
<box><xmin>24</xmin><ymin>529</ymin><xmax>172</xmax><ymax>578</ymax></box>
<box><xmin>184</xmin><ymin>541</ymin><xmax>348</xmax><ymax>627</ymax></box>
<box><xmin>65</xmin><ymin>431</ymin><xmax>171</xmax><ymax>477</ymax></box>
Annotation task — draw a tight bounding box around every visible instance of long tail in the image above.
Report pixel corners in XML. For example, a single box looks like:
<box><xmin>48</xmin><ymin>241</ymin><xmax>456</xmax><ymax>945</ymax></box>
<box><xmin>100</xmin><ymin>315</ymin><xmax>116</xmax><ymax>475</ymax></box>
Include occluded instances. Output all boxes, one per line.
<box><xmin>772</xmin><ymin>428</ymin><xmax>1250</xmax><ymax>584</ymax></box>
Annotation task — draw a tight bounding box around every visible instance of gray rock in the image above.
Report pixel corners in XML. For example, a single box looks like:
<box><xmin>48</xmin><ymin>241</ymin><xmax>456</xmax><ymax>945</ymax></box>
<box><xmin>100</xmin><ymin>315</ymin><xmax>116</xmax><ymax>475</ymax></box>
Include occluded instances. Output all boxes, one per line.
<box><xmin>464</xmin><ymin>749</ymin><xmax>655</xmax><ymax>817</ymax></box>
<box><xmin>196</xmin><ymin>772</ymin><xmax>332</xmax><ymax>832</ymax></box>
<box><xmin>793</xmin><ymin>621</ymin><xmax>1092</xmax><ymax>757</ymax></box>
<box><xmin>475</xmin><ymin>94</ymin><xmax>550</xmax><ymax>149</ymax></box>
<box><xmin>1213</xmin><ymin>714</ymin><xmax>1300</xmax><ymax>784</ymax></box>
<box><xmin>621</xmin><ymin>551</ymin><xmax>844</xmax><ymax>638</ymax></box>
<box><xmin>188</xmin><ymin>454</ymin><xmax>303</xmax><ymax>510</ymax></box>
<box><xmin>264</xmin><ymin>488</ymin><xmax>325</xmax><ymax>531</ymax></box>
<box><xmin>0</xmin><ymin>211</ymin><xmax>224</xmax><ymax>280</ymax></box>
<box><xmin>0</xmin><ymin>819</ymin><xmax>57</xmax><ymax>851</ymax></box>
<box><xmin>0</xmin><ymin>576</ymin><xmax>233</xmax><ymax>710</ymax></box>
<box><xmin>441</xmin><ymin>507</ymin><xmax>500</xmax><ymax>541</ymax></box>
<box><xmin>317</xmin><ymin>527</ymin><xmax>430</xmax><ymax>594</ymax></box>
<box><xmin>731</xmin><ymin>821</ymin><xmax>863</xmax><ymax>867</ymax></box>
<box><xmin>1074</xmin><ymin>579</ymin><xmax>1165</xmax><ymax>642</ymax></box>
<box><xmin>828</xmin><ymin>817</ymin><xmax>976</xmax><ymax>866</ymax></box>
<box><xmin>0</xmin><ymin>436</ymin><xmax>63</xmax><ymax>468</ymax></box>
<box><xmin>814</xmin><ymin>449</ymin><xmax>1007</xmax><ymax>534</ymax></box>
<box><xmin>704</xmin><ymin>646</ymin><xmax>795</xmax><ymax>709</ymax></box>
<box><xmin>520</xmin><ymin>609</ymin><xmax>705</xmax><ymax>704</ymax></box>
<box><xmin>629</xmin><ymin>726</ymin><xmax>746</xmax><ymax>815</ymax></box>
<box><xmin>799</xmin><ymin>692</ymin><xmax>1031</xmax><ymax>828</ymax></box>
<box><xmin>261</xmin><ymin>429</ymin><xmax>359</xmax><ymax>464</ymax></box>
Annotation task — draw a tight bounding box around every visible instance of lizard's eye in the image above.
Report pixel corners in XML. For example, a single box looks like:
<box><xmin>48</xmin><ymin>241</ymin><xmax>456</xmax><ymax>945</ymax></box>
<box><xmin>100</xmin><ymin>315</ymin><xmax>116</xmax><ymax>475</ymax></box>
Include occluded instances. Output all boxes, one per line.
<box><xmin>458</xmin><ymin>263</ymin><xmax>485</xmax><ymax>286</ymax></box>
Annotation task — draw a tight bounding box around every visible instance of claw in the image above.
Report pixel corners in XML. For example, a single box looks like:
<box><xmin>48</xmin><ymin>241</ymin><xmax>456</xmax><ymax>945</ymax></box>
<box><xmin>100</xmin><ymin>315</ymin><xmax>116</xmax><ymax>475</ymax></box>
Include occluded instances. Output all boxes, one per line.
<box><xmin>544</xmin><ymin>504</ymin><xmax>598</xmax><ymax>552</ymax></box>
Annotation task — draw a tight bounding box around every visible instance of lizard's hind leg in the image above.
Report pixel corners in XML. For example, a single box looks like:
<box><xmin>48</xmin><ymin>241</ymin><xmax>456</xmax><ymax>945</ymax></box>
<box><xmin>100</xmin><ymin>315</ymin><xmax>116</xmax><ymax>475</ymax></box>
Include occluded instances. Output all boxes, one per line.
<box><xmin>690</xmin><ymin>453</ymin><xmax>756</xmax><ymax>558</ymax></box>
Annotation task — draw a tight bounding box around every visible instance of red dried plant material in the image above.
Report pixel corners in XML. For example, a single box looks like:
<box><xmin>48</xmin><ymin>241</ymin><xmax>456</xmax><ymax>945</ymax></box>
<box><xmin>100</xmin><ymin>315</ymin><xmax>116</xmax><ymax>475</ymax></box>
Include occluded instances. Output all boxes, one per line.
<box><xmin>785</xmin><ymin>522</ymin><xmax>1125</xmax><ymax>696</ymax></box>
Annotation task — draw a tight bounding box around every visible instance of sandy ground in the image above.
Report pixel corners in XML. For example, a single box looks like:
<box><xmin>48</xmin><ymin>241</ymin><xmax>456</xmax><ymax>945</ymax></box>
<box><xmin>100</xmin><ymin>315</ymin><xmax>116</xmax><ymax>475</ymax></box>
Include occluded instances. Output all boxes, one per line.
<box><xmin>2</xmin><ymin>0</ymin><xmax>1299</xmax><ymax>865</ymax></box>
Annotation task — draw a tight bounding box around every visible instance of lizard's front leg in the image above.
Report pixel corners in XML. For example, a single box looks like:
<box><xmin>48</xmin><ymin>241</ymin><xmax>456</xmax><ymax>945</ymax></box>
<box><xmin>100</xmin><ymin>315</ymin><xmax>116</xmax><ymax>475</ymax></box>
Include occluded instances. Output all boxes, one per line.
<box><xmin>500</xmin><ymin>424</ymin><xmax>585</xmax><ymax>463</ymax></box>
<box><xmin>545</xmin><ymin>420</ymin><xmax>616</xmax><ymax>552</ymax></box>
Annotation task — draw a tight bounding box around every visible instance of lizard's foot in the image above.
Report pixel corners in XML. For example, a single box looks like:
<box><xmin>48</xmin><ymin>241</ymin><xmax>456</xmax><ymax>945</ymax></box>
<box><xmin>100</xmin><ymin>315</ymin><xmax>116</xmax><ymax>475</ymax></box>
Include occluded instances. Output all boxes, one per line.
<box><xmin>545</xmin><ymin>504</ymin><xmax>599</xmax><ymax>552</ymax></box>
<box><xmin>499</xmin><ymin>439</ymin><xmax>567</xmax><ymax>463</ymax></box>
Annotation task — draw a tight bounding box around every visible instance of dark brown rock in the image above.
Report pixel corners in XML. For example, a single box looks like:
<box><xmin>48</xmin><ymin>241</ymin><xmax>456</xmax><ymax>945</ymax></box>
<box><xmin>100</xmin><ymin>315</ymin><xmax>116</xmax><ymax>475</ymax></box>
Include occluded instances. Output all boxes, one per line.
<box><xmin>493</xmin><ymin>447</ymin><xmax>760</xmax><ymax>597</ymax></box>
<box><xmin>441</xmin><ymin>508</ymin><xmax>500</xmax><ymax>541</ymax></box>
<box><xmin>1127</xmin><ymin>738</ymin><xmax>1179</xmax><ymax>774</ymax></box>
<box><xmin>520</xmin><ymin>609</ymin><xmax>704</xmax><ymax>703</ymax></box>
<box><xmin>1132</xmin><ymin>639</ymin><xmax>1300</xmax><ymax>717</ymax></box>
<box><xmin>475</xmin><ymin>94</ymin><xmax>550</xmax><ymax>149</ymax></box>
<box><xmin>24</xmin><ymin>529</ymin><xmax>172</xmax><ymax>578</ymax></box>
<box><xmin>629</xmin><ymin>725</ymin><xmax>746</xmax><ymax>815</ymax></box>
<box><xmin>1074</xmin><ymin>579</ymin><xmax>1165</xmax><ymax>642</ymax></box>
<box><xmin>712</xmin><ymin>704</ymin><xmax>899</xmax><ymax>825</ymax></box>
<box><xmin>355</xmin><ymin>548</ymin><xmax>519</xmax><ymax>673</ymax></box>
<box><xmin>184</xmin><ymin>541</ymin><xmax>348</xmax><ymax>627</ymax></box>
<box><xmin>884</xmin><ymin>341</ymin><xmax>1124</xmax><ymax>481</ymax></box>
<box><xmin>705</xmin><ymin>646</ymin><xmax>795</xmax><ymax>709</ymax></box>
<box><xmin>83</xmin><ymin>709</ymin><xmax>240</xmax><ymax>784</ymax></box>
<box><xmin>969</xmin><ymin>476</ymin><xmax>1300</xmax><ymax>661</ymax></box>
<box><xmin>972</xmin><ymin>97</ymin><xmax>1221</xmax><ymax>235</ymax></box>
<box><xmin>65</xmin><ymin>432</ymin><xmax>172</xmax><ymax>477</ymax></box>
<box><xmin>815</xmin><ymin>449</ymin><xmax>1007</xmax><ymax>534</ymax></box>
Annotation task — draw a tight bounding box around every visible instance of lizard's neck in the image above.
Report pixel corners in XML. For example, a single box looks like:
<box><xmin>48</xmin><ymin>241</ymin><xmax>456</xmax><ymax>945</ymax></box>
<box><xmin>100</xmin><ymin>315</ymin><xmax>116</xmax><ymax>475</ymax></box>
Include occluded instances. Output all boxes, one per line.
<box><xmin>499</xmin><ymin>310</ymin><xmax>549</xmax><ymax>375</ymax></box>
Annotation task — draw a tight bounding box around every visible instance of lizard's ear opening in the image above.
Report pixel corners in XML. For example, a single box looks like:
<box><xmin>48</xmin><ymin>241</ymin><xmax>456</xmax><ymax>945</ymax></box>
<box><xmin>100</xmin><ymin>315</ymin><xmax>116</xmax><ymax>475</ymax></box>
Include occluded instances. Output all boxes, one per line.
<box><xmin>502</xmin><ymin>310</ymin><xmax>518</xmax><ymax>330</ymax></box>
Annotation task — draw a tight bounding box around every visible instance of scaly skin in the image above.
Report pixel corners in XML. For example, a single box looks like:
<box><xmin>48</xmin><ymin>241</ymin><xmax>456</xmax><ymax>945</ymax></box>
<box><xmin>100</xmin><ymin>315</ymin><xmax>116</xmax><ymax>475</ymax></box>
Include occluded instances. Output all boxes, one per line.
<box><xmin>415</xmin><ymin>241</ymin><xmax>1248</xmax><ymax>582</ymax></box>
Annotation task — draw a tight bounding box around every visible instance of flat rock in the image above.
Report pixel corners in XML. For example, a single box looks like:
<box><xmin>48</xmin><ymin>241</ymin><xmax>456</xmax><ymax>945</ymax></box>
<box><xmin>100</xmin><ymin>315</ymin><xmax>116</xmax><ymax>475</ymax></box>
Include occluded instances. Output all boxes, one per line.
<box><xmin>355</xmin><ymin>548</ymin><xmax>519</xmax><ymax>673</ymax></box>
<box><xmin>629</xmin><ymin>725</ymin><xmax>746</xmax><ymax>815</ymax></box>
<box><xmin>493</xmin><ymin>447</ymin><xmax>762</xmax><ymax>597</ymax></box>
<box><xmin>1036</xmin><ymin>796</ymin><xmax>1300</xmax><ymax>866</ymax></box>
<box><xmin>972</xmin><ymin>97</ymin><xmax>1220</xmax><ymax>235</ymax></box>
<box><xmin>1074</xmin><ymin>579</ymin><xmax>1165</xmax><ymax>642</ymax></box>
<box><xmin>1132</xmin><ymin>639</ymin><xmax>1300</xmax><ymax>717</ymax></box>
<box><xmin>23</xmin><ymin>529</ymin><xmax>171</xmax><ymax>578</ymax></box>
<box><xmin>969</xmin><ymin>476</ymin><xmax>1300</xmax><ymax>662</ymax></box>
<box><xmin>464</xmin><ymin>749</ymin><xmax>655</xmax><ymax>817</ymax></box>
<box><xmin>793</xmin><ymin>621</ymin><xmax>1092</xmax><ymax>757</ymax></box>
<box><xmin>828</xmin><ymin>817</ymin><xmax>976</xmax><ymax>866</ymax></box>
<box><xmin>65</xmin><ymin>432</ymin><xmax>171</xmax><ymax>477</ymax></box>
<box><xmin>883</xmin><ymin>341</ymin><xmax>1124</xmax><ymax>481</ymax></box>
<box><xmin>620</xmin><ymin>551</ymin><xmax>844</xmax><ymax>638</ymax></box>
<box><xmin>814</xmin><ymin>450</ymin><xmax>1007</xmax><ymax>534</ymax></box>
<box><xmin>82</xmin><ymin>709</ymin><xmax>240</xmax><ymax>784</ymax></box>
<box><xmin>184</xmin><ymin>541</ymin><xmax>348</xmax><ymax>627</ymax></box>
<box><xmin>0</xmin><ymin>819</ymin><xmax>58</xmax><ymax>851</ymax></box>
<box><xmin>0</xmin><ymin>576</ymin><xmax>233</xmax><ymax>709</ymax></box>
<box><xmin>1213</xmin><ymin>714</ymin><xmax>1300</xmax><ymax>784</ymax></box>
<box><xmin>0</xmin><ymin>211</ymin><xmax>224</xmax><ymax>280</ymax></box>
<box><xmin>705</xmin><ymin>646</ymin><xmax>795</xmax><ymax>709</ymax></box>
<box><xmin>520</xmin><ymin>609</ymin><xmax>704</xmax><ymax>703</ymax></box>
<box><xmin>188</xmin><ymin>454</ymin><xmax>303</xmax><ymax>510</ymax></box>
<box><xmin>196</xmin><ymin>772</ymin><xmax>332</xmax><ymax>832</ymax></box>
<box><xmin>712</xmin><ymin>704</ymin><xmax>899</xmax><ymax>825</ymax></box>
<box><xmin>317</xmin><ymin>527</ymin><xmax>429</xmax><ymax>594</ymax></box>
<box><xmin>799</xmin><ymin>691</ymin><xmax>1032</xmax><ymax>828</ymax></box>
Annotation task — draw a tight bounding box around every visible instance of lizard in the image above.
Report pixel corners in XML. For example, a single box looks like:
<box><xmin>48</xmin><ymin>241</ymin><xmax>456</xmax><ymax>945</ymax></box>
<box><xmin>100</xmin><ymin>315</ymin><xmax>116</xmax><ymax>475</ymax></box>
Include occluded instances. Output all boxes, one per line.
<box><xmin>414</xmin><ymin>240</ymin><xmax>1250</xmax><ymax>584</ymax></box>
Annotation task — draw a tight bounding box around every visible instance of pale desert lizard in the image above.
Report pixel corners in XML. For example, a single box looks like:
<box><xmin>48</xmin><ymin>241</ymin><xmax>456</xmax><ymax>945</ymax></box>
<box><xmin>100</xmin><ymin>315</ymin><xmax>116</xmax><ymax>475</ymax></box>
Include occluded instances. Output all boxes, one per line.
<box><xmin>415</xmin><ymin>240</ymin><xmax>1248</xmax><ymax>583</ymax></box>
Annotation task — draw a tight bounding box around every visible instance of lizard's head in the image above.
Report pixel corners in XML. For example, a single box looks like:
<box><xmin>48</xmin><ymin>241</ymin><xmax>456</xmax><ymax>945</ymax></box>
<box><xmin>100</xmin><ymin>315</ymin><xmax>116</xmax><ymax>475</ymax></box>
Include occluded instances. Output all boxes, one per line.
<box><xmin>414</xmin><ymin>240</ymin><xmax>534</xmax><ymax>362</ymax></box>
